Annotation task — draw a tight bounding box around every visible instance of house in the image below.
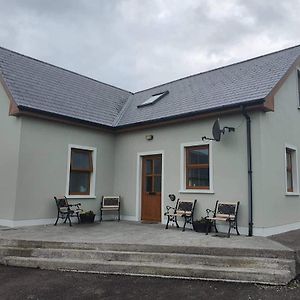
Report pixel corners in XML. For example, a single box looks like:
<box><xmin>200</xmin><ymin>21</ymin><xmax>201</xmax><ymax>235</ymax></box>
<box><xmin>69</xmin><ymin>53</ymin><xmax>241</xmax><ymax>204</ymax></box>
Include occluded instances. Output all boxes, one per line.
<box><xmin>0</xmin><ymin>45</ymin><xmax>300</xmax><ymax>236</ymax></box>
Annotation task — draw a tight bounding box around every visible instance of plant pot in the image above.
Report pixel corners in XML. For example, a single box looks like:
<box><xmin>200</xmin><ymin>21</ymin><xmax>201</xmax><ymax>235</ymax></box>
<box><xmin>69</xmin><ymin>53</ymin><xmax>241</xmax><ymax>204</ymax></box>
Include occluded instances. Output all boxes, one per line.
<box><xmin>80</xmin><ymin>214</ymin><xmax>95</xmax><ymax>223</ymax></box>
<box><xmin>192</xmin><ymin>221</ymin><xmax>212</xmax><ymax>233</ymax></box>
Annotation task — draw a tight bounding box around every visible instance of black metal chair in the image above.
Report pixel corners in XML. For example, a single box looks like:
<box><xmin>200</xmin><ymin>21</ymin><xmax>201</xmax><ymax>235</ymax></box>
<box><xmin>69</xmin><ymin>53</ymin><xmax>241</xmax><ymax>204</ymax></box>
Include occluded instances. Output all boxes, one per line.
<box><xmin>165</xmin><ymin>194</ymin><xmax>197</xmax><ymax>231</ymax></box>
<box><xmin>54</xmin><ymin>196</ymin><xmax>82</xmax><ymax>226</ymax></box>
<box><xmin>100</xmin><ymin>196</ymin><xmax>121</xmax><ymax>222</ymax></box>
<box><xmin>205</xmin><ymin>200</ymin><xmax>240</xmax><ymax>237</ymax></box>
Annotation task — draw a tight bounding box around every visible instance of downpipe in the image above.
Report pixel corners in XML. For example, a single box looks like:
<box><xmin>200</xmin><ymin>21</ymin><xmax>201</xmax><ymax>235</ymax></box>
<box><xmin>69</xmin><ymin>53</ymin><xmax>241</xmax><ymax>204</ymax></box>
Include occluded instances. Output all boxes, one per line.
<box><xmin>242</xmin><ymin>108</ymin><xmax>253</xmax><ymax>237</ymax></box>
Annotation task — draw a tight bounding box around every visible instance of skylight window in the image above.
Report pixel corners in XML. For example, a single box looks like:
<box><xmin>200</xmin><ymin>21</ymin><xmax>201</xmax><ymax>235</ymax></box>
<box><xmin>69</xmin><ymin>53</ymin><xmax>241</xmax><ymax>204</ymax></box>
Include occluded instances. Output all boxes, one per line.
<box><xmin>137</xmin><ymin>91</ymin><xmax>169</xmax><ymax>108</ymax></box>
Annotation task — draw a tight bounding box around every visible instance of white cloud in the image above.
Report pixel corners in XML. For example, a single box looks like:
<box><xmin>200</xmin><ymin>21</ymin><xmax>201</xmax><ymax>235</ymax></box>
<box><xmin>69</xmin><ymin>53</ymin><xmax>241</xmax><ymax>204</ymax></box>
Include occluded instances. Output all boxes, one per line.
<box><xmin>0</xmin><ymin>0</ymin><xmax>299</xmax><ymax>91</ymax></box>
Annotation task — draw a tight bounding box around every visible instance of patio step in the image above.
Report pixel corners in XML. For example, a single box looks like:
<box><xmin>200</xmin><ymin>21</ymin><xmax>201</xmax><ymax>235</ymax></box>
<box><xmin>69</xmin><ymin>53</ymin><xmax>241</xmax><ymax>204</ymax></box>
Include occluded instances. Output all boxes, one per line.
<box><xmin>0</xmin><ymin>246</ymin><xmax>295</xmax><ymax>285</ymax></box>
<box><xmin>3</xmin><ymin>255</ymin><xmax>293</xmax><ymax>285</ymax></box>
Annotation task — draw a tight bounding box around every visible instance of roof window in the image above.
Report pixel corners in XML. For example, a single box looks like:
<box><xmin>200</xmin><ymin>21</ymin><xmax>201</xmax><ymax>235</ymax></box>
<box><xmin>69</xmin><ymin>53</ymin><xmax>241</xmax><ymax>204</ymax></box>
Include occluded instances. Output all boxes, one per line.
<box><xmin>137</xmin><ymin>91</ymin><xmax>169</xmax><ymax>108</ymax></box>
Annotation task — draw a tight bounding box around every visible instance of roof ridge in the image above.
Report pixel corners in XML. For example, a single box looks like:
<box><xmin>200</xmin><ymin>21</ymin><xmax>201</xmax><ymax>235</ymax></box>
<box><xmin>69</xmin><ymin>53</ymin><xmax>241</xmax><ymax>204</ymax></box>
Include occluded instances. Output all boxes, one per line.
<box><xmin>133</xmin><ymin>44</ymin><xmax>300</xmax><ymax>95</ymax></box>
<box><xmin>0</xmin><ymin>45</ymin><xmax>133</xmax><ymax>95</ymax></box>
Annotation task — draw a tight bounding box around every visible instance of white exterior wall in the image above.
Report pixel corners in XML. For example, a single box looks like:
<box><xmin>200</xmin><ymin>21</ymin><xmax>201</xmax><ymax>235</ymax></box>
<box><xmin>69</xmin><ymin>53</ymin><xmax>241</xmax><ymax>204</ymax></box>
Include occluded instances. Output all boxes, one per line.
<box><xmin>256</xmin><ymin>67</ymin><xmax>300</xmax><ymax>235</ymax></box>
<box><xmin>114</xmin><ymin>113</ymin><xmax>264</xmax><ymax>233</ymax></box>
<box><xmin>12</xmin><ymin>116</ymin><xmax>116</xmax><ymax>225</ymax></box>
<box><xmin>0</xmin><ymin>84</ymin><xmax>22</xmax><ymax>226</ymax></box>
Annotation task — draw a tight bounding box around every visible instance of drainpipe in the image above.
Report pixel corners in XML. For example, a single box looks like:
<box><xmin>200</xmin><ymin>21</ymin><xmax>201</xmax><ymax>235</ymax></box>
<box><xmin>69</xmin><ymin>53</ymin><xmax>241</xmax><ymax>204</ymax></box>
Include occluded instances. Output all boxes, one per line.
<box><xmin>242</xmin><ymin>107</ymin><xmax>253</xmax><ymax>237</ymax></box>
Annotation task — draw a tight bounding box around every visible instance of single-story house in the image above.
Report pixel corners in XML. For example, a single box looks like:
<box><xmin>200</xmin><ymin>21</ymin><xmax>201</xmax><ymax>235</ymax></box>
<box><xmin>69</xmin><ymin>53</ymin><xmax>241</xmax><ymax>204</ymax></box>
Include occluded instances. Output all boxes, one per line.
<box><xmin>0</xmin><ymin>45</ymin><xmax>300</xmax><ymax>236</ymax></box>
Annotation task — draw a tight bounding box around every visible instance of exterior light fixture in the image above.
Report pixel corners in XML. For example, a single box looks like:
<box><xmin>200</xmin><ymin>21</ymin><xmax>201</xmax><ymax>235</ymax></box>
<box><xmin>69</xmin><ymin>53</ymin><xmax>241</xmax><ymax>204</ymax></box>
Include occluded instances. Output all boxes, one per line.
<box><xmin>145</xmin><ymin>135</ymin><xmax>153</xmax><ymax>141</ymax></box>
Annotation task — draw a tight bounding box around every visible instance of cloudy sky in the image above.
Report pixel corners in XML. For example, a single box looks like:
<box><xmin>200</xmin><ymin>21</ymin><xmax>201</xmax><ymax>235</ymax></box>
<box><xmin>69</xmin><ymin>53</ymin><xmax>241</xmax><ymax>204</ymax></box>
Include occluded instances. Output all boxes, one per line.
<box><xmin>0</xmin><ymin>0</ymin><xmax>299</xmax><ymax>91</ymax></box>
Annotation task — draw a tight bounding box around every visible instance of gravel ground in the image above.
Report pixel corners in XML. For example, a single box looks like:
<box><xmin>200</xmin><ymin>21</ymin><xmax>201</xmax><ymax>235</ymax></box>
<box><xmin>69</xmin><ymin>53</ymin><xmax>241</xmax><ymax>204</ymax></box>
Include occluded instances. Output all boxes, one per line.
<box><xmin>0</xmin><ymin>265</ymin><xmax>299</xmax><ymax>300</ymax></box>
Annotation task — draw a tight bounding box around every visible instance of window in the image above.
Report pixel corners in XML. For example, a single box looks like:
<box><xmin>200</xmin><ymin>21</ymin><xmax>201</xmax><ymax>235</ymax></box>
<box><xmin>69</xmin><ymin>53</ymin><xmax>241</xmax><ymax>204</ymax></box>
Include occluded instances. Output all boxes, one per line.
<box><xmin>66</xmin><ymin>145</ymin><xmax>96</xmax><ymax>198</ymax></box>
<box><xmin>285</xmin><ymin>145</ymin><xmax>299</xmax><ymax>194</ymax></box>
<box><xmin>137</xmin><ymin>91</ymin><xmax>169</xmax><ymax>108</ymax></box>
<box><xmin>185</xmin><ymin>144</ymin><xmax>210</xmax><ymax>190</ymax></box>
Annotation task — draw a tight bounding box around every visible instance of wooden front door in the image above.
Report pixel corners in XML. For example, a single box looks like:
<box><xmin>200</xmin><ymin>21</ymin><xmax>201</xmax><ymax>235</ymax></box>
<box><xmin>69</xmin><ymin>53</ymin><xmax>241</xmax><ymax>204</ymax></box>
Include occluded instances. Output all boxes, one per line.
<box><xmin>141</xmin><ymin>155</ymin><xmax>162</xmax><ymax>222</ymax></box>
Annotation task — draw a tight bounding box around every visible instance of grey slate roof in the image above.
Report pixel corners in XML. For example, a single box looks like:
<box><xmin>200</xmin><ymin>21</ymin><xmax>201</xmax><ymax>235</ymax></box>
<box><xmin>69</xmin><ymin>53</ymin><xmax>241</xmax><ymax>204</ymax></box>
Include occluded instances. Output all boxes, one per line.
<box><xmin>116</xmin><ymin>45</ymin><xmax>300</xmax><ymax>127</ymax></box>
<box><xmin>0</xmin><ymin>47</ymin><xmax>132</xmax><ymax>127</ymax></box>
<box><xmin>1</xmin><ymin>45</ymin><xmax>300</xmax><ymax>128</ymax></box>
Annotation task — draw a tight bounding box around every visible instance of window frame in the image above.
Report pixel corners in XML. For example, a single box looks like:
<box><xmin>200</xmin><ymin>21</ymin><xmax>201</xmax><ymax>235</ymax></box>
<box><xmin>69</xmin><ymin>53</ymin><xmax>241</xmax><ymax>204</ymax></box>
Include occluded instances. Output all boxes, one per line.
<box><xmin>284</xmin><ymin>144</ymin><xmax>299</xmax><ymax>196</ymax></box>
<box><xmin>180</xmin><ymin>142</ymin><xmax>214</xmax><ymax>194</ymax></box>
<box><xmin>66</xmin><ymin>144</ymin><xmax>97</xmax><ymax>199</ymax></box>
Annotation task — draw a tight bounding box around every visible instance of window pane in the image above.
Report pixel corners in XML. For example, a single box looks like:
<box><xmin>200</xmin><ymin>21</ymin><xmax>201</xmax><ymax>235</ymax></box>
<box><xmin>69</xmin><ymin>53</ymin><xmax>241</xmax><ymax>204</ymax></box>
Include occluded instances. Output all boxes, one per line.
<box><xmin>154</xmin><ymin>176</ymin><xmax>161</xmax><ymax>192</ymax></box>
<box><xmin>146</xmin><ymin>176</ymin><xmax>152</xmax><ymax>192</ymax></box>
<box><xmin>187</xmin><ymin>147</ymin><xmax>209</xmax><ymax>164</ymax></box>
<box><xmin>287</xmin><ymin>171</ymin><xmax>293</xmax><ymax>192</ymax></box>
<box><xmin>286</xmin><ymin>151</ymin><xmax>292</xmax><ymax>169</ymax></box>
<box><xmin>146</xmin><ymin>160</ymin><xmax>152</xmax><ymax>175</ymax></box>
<box><xmin>71</xmin><ymin>150</ymin><xmax>91</xmax><ymax>170</ymax></box>
<box><xmin>187</xmin><ymin>168</ymin><xmax>209</xmax><ymax>188</ymax></box>
<box><xmin>154</xmin><ymin>159</ymin><xmax>161</xmax><ymax>174</ymax></box>
<box><xmin>69</xmin><ymin>172</ymin><xmax>90</xmax><ymax>194</ymax></box>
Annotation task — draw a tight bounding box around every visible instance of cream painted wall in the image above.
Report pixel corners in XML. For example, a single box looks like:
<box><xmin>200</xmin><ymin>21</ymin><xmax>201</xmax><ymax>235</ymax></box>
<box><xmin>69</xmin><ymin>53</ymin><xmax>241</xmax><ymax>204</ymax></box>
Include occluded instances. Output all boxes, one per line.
<box><xmin>258</xmin><ymin>67</ymin><xmax>300</xmax><ymax>228</ymax></box>
<box><xmin>113</xmin><ymin>113</ymin><xmax>264</xmax><ymax>229</ymax></box>
<box><xmin>0</xmin><ymin>84</ymin><xmax>21</xmax><ymax>222</ymax></box>
<box><xmin>14</xmin><ymin>116</ymin><xmax>115</xmax><ymax>221</ymax></box>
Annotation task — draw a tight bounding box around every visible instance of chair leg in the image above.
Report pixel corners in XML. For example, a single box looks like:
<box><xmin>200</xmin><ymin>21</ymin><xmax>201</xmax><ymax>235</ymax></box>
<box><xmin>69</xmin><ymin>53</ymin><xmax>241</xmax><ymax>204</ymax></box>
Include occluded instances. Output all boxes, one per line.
<box><xmin>54</xmin><ymin>213</ymin><xmax>59</xmax><ymax>226</ymax></box>
<box><xmin>165</xmin><ymin>215</ymin><xmax>170</xmax><ymax>229</ymax></box>
<box><xmin>77</xmin><ymin>213</ymin><xmax>80</xmax><ymax>224</ymax></box>
<box><xmin>227</xmin><ymin>221</ymin><xmax>232</xmax><ymax>238</ymax></box>
<box><xmin>205</xmin><ymin>219</ymin><xmax>209</xmax><ymax>235</ymax></box>
<box><xmin>67</xmin><ymin>214</ymin><xmax>72</xmax><ymax>227</ymax></box>
<box><xmin>235</xmin><ymin>222</ymin><xmax>240</xmax><ymax>235</ymax></box>
<box><xmin>214</xmin><ymin>220</ymin><xmax>218</xmax><ymax>233</ymax></box>
<box><xmin>175</xmin><ymin>217</ymin><xmax>180</xmax><ymax>228</ymax></box>
<box><xmin>100</xmin><ymin>210</ymin><xmax>102</xmax><ymax>222</ymax></box>
<box><xmin>182</xmin><ymin>217</ymin><xmax>187</xmax><ymax>232</ymax></box>
<box><xmin>63</xmin><ymin>216</ymin><xmax>68</xmax><ymax>223</ymax></box>
<box><xmin>118</xmin><ymin>209</ymin><xmax>120</xmax><ymax>222</ymax></box>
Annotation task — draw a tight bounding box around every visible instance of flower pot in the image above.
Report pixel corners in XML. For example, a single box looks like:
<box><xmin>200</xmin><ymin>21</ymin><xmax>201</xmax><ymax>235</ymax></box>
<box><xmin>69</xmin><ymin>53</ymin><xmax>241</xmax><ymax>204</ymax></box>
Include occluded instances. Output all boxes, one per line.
<box><xmin>80</xmin><ymin>213</ymin><xmax>95</xmax><ymax>223</ymax></box>
<box><xmin>192</xmin><ymin>221</ymin><xmax>212</xmax><ymax>233</ymax></box>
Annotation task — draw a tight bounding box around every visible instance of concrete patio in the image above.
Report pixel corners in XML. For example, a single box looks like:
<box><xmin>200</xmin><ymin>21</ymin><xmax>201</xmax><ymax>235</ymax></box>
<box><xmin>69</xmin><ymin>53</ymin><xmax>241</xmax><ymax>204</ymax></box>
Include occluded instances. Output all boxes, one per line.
<box><xmin>0</xmin><ymin>221</ymin><xmax>299</xmax><ymax>285</ymax></box>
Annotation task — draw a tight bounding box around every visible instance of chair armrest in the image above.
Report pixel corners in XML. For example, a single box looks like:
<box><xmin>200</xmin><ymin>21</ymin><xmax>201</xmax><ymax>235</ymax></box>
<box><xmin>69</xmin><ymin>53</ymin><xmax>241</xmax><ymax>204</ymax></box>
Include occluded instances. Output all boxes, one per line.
<box><xmin>164</xmin><ymin>205</ymin><xmax>175</xmax><ymax>215</ymax></box>
<box><xmin>206</xmin><ymin>208</ymin><xmax>214</xmax><ymax>216</ymax></box>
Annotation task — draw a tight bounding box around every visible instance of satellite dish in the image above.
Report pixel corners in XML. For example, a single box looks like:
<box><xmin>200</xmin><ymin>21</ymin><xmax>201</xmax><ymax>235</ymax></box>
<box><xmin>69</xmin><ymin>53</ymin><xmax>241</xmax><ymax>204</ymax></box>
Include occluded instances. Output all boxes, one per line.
<box><xmin>212</xmin><ymin>119</ymin><xmax>222</xmax><ymax>141</ymax></box>
<box><xmin>202</xmin><ymin>119</ymin><xmax>235</xmax><ymax>142</ymax></box>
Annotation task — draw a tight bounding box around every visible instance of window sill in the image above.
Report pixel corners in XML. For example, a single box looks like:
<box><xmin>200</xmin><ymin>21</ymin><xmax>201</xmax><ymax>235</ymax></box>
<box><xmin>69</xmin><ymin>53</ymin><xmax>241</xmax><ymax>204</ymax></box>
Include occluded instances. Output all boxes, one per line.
<box><xmin>66</xmin><ymin>195</ymin><xmax>96</xmax><ymax>199</ymax></box>
<box><xmin>179</xmin><ymin>189</ymin><xmax>214</xmax><ymax>194</ymax></box>
<box><xmin>285</xmin><ymin>192</ymin><xmax>300</xmax><ymax>196</ymax></box>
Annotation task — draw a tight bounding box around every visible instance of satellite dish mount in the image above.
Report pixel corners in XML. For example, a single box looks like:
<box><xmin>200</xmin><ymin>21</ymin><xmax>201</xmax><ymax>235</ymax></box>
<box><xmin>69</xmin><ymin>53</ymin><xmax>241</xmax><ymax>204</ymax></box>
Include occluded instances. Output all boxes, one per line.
<box><xmin>202</xmin><ymin>119</ymin><xmax>235</xmax><ymax>142</ymax></box>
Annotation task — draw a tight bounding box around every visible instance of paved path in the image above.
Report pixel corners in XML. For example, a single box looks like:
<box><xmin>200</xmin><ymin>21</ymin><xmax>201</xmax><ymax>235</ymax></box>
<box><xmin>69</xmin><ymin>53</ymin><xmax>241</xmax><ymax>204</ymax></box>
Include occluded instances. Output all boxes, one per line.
<box><xmin>0</xmin><ymin>221</ymin><xmax>291</xmax><ymax>252</ymax></box>
<box><xmin>0</xmin><ymin>265</ymin><xmax>299</xmax><ymax>300</ymax></box>
<box><xmin>269</xmin><ymin>229</ymin><xmax>300</xmax><ymax>251</ymax></box>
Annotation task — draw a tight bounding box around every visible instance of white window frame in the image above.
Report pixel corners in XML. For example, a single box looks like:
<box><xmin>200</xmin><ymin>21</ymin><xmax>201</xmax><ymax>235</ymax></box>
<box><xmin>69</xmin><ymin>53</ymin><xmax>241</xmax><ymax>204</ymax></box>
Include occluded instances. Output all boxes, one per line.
<box><xmin>179</xmin><ymin>141</ymin><xmax>214</xmax><ymax>194</ymax></box>
<box><xmin>66</xmin><ymin>144</ymin><xmax>97</xmax><ymax>199</ymax></box>
<box><xmin>284</xmin><ymin>144</ymin><xmax>299</xmax><ymax>196</ymax></box>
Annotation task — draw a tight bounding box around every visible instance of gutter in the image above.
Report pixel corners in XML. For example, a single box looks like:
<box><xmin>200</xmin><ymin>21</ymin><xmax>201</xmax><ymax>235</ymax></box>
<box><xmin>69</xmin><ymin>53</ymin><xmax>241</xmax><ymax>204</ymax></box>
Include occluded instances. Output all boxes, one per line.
<box><xmin>242</xmin><ymin>107</ymin><xmax>253</xmax><ymax>236</ymax></box>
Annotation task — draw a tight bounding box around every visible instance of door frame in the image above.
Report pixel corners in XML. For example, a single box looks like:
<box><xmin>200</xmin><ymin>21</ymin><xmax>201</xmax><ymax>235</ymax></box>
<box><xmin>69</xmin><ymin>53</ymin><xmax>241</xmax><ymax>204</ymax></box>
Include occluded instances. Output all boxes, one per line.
<box><xmin>136</xmin><ymin>150</ymin><xmax>164</xmax><ymax>223</ymax></box>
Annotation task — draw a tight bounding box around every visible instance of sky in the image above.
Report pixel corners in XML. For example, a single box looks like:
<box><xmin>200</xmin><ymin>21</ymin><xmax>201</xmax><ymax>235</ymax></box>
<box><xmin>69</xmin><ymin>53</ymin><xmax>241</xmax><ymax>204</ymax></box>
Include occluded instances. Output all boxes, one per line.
<box><xmin>0</xmin><ymin>0</ymin><xmax>299</xmax><ymax>92</ymax></box>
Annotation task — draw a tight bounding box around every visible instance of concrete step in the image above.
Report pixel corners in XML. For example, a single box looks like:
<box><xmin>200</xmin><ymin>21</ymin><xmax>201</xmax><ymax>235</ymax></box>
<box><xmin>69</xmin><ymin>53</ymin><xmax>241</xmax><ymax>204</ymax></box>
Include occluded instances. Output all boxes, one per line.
<box><xmin>0</xmin><ymin>239</ymin><xmax>296</xmax><ymax>285</ymax></box>
<box><xmin>0</xmin><ymin>238</ymin><xmax>294</xmax><ymax>259</ymax></box>
<box><xmin>28</xmin><ymin>248</ymin><xmax>295</xmax><ymax>271</ymax></box>
<box><xmin>3</xmin><ymin>256</ymin><xmax>293</xmax><ymax>285</ymax></box>
<box><xmin>0</xmin><ymin>246</ymin><xmax>294</xmax><ymax>272</ymax></box>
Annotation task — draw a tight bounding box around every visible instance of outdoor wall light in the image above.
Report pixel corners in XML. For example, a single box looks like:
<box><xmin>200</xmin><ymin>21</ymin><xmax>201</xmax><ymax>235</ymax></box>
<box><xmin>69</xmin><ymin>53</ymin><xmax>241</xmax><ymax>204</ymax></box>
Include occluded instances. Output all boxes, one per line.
<box><xmin>145</xmin><ymin>134</ymin><xmax>153</xmax><ymax>141</ymax></box>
